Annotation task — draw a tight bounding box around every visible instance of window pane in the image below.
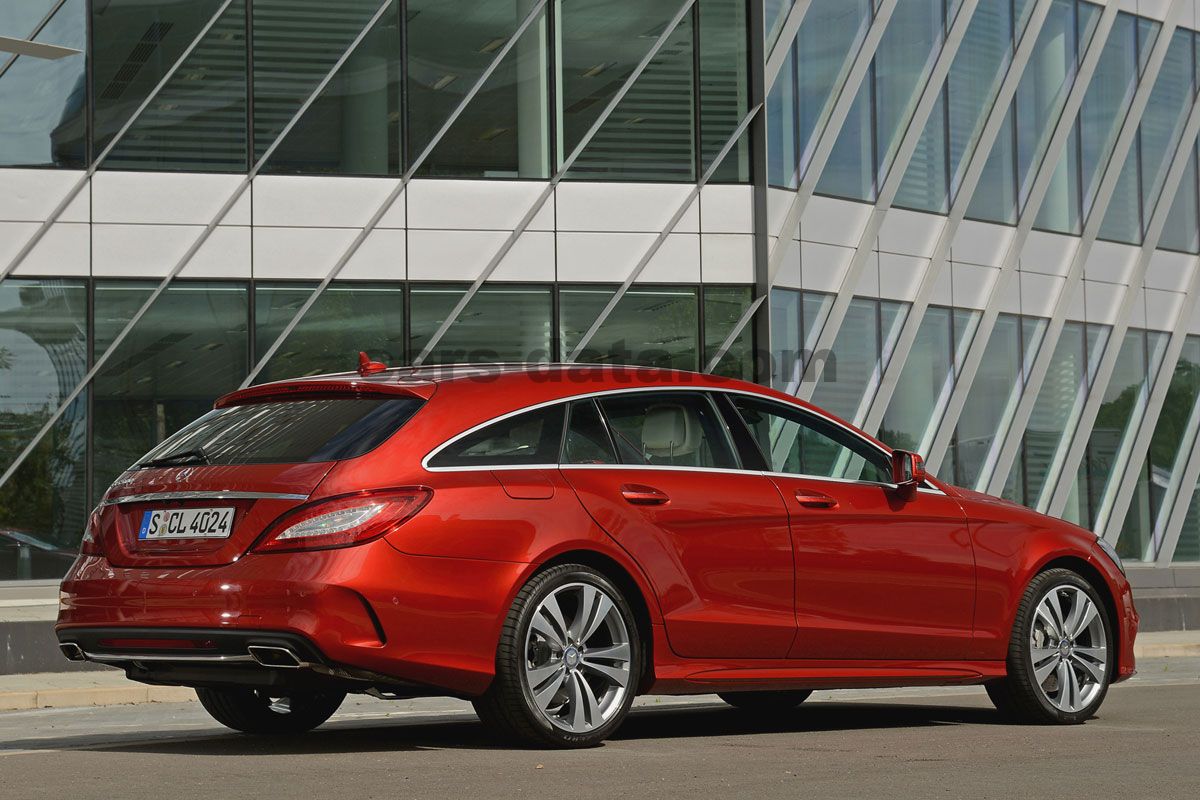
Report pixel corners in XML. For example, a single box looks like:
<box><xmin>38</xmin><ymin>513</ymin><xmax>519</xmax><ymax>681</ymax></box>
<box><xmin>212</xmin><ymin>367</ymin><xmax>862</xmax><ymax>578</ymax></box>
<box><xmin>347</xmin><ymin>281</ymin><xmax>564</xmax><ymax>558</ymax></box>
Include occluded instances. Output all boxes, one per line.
<box><xmin>253</xmin><ymin>282</ymin><xmax>405</xmax><ymax>384</ymax></box>
<box><xmin>564</xmin><ymin>400</ymin><xmax>618</xmax><ymax>464</ymax></box>
<box><xmin>1160</xmin><ymin>147</ymin><xmax>1200</xmax><ymax>253</ymax></box>
<box><xmin>895</xmin><ymin>94</ymin><xmax>949</xmax><ymax>213</ymax></box>
<box><xmin>1079</xmin><ymin>13</ymin><xmax>1140</xmax><ymax>220</ymax></box>
<box><xmin>94</xmin><ymin>0</ymin><xmax>247</xmax><ymax>171</ymax></box>
<box><xmin>764</xmin><ymin>0</ymin><xmax>793</xmax><ymax>52</ymax></box>
<box><xmin>410</xmin><ymin>284</ymin><xmax>553</xmax><ymax>364</ymax></box>
<box><xmin>1175</xmin><ymin>485</ymin><xmax>1200</xmax><ymax>562</ymax></box>
<box><xmin>1099</xmin><ymin>151</ymin><xmax>1142</xmax><ymax>243</ymax></box>
<box><xmin>873</xmin><ymin>0</ymin><xmax>944</xmax><ymax>181</ymax></box>
<box><xmin>258</xmin><ymin>0</ymin><xmax>402</xmax><ymax>175</ymax></box>
<box><xmin>560</xmin><ymin>286</ymin><xmax>699</xmax><ymax>370</ymax></box>
<box><xmin>770</xmin><ymin>289</ymin><xmax>802</xmax><ymax>389</ymax></box>
<box><xmin>599</xmin><ymin>392</ymin><xmax>737</xmax><ymax>468</ymax></box>
<box><xmin>0</xmin><ymin>0</ymin><xmax>86</xmax><ymax>168</ymax></box>
<box><xmin>1014</xmin><ymin>0</ymin><xmax>1077</xmax><ymax>210</ymax></box>
<box><xmin>699</xmin><ymin>0</ymin><xmax>750</xmax><ymax>182</ymax></box>
<box><xmin>731</xmin><ymin>395</ymin><xmax>892</xmax><ymax>482</ymax></box>
<box><xmin>811</xmin><ymin>298</ymin><xmax>906</xmax><ymax>426</ymax></box>
<box><xmin>0</xmin><ymin>279</ymin><xmax>88</xmax><ymax>580</ymax></box>
<box><xmin>563</xmin><ymin>4</ymin><xmax>696</xmax><ymax>181</ymax></box>
<box><xmin>1035</xmin><ymin>126</ymin><xmax>1081</xmax><ymax>233</ymax></box>
<box><xmin>817</xmin><ymin>79</ymin><xmax>874</xmax><ymax>200</ymax></box>
<box><xmin>967</xmin><ymin>106</ymin><xmax>1018</xmax><ymax>224</ymax></box>
<box><xmin>767</xmin><ymin>43</ymin><xmax>798</xmax><ymax>187</ymax></box>
<box><xmin>796</xmin><ymin>0</ymin><xmax>871</xmax><ymax>175</ymax></box>
<box><xmin>430</xmin><ymin>405</ymin><xmax>565</xmax><ymax>468</ymax></box>
<box><xmin>703</xmin><ymin>285</ymin><xmax>754</xmax><ymax>381</ymax></box>
<box><xmin>880</xmin><ymin>306</ymin><xmax>967</xmax><ymax>453</ymax></box>
<box><xmin>1139</xmin><ymin>336</ymin><xmax>1200</xmax><ymax>537</ymax></box>
<box><xmin>92</xmin><ymin>282</ymin><xmax>249</xmax><ymax>500</ymax></box>
<box><xmin>409</xmin><ymin>0</ymin><xmax>549</xmax><ymax>178</ymax></box>
<box><xmin>1139</xmin><ymin>28</ymin><xmax>1195</xmax><ymax>224</ymax></box>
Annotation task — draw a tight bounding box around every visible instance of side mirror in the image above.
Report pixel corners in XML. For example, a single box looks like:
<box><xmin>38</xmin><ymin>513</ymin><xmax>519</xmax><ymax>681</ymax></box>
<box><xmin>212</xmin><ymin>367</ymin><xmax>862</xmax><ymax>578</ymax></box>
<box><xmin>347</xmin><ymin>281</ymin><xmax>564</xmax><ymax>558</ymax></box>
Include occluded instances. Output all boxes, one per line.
<box><xmin>890</xmin><ymin>450</ymin><xmax>926</xmax><ymax>488</ymax></box>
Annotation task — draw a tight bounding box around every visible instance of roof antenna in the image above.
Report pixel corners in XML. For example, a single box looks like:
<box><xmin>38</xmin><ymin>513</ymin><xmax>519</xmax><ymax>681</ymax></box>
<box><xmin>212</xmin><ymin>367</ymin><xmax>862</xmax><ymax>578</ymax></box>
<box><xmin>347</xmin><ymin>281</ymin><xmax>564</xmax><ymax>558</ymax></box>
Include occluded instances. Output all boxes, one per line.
<box><xmin>357</xmin><ymin>351</ymin><xmax>388</xmax><ymax>377</ymax></box>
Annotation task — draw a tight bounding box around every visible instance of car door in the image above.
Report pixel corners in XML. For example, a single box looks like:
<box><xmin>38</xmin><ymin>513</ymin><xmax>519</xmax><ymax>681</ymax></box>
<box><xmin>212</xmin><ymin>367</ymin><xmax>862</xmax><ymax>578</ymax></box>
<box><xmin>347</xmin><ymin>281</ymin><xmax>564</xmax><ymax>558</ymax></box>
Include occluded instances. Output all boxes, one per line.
<box><xmin>560</xmin><ymin>392</ymin><xmax>795</xmax><ymax>659</ymax></box>
<box><xmin>724</xmin><ymin>393</ymin><xmax>976</xmax><ymax>661</ymax></box>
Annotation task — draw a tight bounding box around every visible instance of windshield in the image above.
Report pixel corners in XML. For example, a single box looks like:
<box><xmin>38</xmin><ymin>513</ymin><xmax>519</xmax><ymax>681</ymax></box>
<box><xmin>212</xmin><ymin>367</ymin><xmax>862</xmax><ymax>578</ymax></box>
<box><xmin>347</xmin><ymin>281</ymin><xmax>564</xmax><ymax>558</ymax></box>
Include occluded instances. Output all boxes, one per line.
<box><xmin>135</xmin><ymin>397</ymin><xmax>424</xmax><ymax>468</ymax></box>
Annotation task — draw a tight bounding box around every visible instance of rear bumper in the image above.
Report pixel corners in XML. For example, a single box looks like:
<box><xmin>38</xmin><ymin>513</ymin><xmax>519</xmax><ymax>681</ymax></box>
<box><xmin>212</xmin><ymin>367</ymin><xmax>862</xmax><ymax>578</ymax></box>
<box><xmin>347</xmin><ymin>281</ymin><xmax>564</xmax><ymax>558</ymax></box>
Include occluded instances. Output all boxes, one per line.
<box><xmin>56</xmin><ymin>540</ymin><xmax>530</xmax><ymax>696</ymax></box>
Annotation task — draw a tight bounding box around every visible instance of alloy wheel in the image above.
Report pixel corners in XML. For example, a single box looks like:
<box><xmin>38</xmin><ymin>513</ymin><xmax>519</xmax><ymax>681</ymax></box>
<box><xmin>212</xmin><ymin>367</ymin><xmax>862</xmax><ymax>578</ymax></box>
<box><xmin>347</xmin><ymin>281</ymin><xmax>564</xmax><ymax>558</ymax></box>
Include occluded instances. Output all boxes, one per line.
<box><xmin>522</xmin><ymin>581</ymin><xmax>632</xmax><ymax>734</ymax></box>
<box><xmin>1029</xmin><ymin>584</ymin><xmax>1108</xmax><ymax>713</ymax></box>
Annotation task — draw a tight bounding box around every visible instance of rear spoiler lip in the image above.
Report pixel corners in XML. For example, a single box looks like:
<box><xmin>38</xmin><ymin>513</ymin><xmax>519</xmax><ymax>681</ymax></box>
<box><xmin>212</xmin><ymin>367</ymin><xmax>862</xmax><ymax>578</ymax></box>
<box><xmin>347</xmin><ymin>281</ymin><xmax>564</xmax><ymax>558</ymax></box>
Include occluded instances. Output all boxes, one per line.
<box><xmin>215</xmin><ymin>380</ymin><xmax>436</xmax><ymax>408</ymax></box>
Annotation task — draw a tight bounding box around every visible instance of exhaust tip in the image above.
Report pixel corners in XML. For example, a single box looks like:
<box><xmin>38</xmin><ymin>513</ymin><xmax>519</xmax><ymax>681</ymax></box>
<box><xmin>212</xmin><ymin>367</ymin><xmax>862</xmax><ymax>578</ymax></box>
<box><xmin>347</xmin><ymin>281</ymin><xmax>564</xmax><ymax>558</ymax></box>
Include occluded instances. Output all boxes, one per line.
<box><xmin>60</xmin><ymin>642</ymin><xmax>86</xmax><ymax>662</ymax></box>
<box><xmin>248</xmin><ymin>645</ymin><xmax>304</xmax><ymax>669</ymax></box>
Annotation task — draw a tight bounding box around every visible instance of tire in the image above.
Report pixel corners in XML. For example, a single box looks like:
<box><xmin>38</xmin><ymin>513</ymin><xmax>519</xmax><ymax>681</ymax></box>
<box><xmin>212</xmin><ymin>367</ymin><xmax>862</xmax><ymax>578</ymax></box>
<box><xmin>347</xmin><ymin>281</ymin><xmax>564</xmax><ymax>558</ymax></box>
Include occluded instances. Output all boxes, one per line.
<box><xmin>473</xmin><ymin>563</ymin><xmax>642</xmax><ymax>748</ymax></box>
<box><xmin>718</xmin><ymin>690</ymin><xmax>812</xmax><ymax>712</ymax></box>
<box><xmin>987</xmin><ymin>568</ymin><xmax>1114</xmax><ymax>724</ymax></box>
<box><xmin>196</xmin><ymin>687</ymin><xmax>345</xmax><ymax>735</ymax></box>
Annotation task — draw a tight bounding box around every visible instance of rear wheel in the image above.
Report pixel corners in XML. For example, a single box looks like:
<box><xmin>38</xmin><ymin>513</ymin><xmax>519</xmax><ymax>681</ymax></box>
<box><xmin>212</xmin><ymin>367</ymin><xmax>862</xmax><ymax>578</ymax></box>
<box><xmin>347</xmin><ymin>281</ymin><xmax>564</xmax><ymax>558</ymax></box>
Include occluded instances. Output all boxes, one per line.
<box><xmin>474</xmin><ymin>564</ymin><xmax>642</xmax><ymax>748</ymax></box>
<box><xmin>196</xmin><ymin>687</ymin><xmax>345</xmax><ymax>734</ymax></box>
<box><xmin>987</xmin><ymin>568</ymin><xmax>1112</xmax><ymax>724</ymax></box>
<box><xmin>718</xmin><ymin>690</ymin><xmax>812</xmax><ymax>712</ymax></box>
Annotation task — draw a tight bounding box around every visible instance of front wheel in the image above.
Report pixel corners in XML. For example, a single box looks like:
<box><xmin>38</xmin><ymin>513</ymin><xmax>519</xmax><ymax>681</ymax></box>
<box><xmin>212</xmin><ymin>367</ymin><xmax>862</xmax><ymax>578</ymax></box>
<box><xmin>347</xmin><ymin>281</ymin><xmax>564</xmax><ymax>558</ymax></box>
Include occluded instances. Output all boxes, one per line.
<box><xmin>987</xmin><ymin>568</ymin><xmax>1112</xmax><ymax>724</ymax></box>
<box><xmin>196</xmin><ymin>687</ymin><xmax>345</xmax><ymax>734</ymax></box>
<box><xmin>474</xmin><ymin>564</ymin><xmax>642</xmax><ymax>748</ymax></box>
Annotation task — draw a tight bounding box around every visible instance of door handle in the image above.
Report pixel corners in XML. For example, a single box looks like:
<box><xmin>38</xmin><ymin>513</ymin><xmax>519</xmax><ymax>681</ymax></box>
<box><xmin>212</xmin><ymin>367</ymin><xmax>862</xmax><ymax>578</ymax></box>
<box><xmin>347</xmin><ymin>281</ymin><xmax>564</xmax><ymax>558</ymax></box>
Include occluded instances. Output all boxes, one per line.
<box><xmin>794</xmin><ymin>489</ymin><xmax>838</xmax><ymax>509</ymax></box>
<box><xmin>621</xmin><ymin>484</ymin><xmax>670</xmax><ymax>506</ymax></box>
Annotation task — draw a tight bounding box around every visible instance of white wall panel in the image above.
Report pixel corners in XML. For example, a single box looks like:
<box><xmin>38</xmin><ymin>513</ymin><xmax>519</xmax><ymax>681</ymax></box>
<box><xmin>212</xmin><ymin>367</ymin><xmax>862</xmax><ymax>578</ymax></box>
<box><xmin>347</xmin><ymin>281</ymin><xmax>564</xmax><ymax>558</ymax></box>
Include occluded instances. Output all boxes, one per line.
<box><xmin>253</xmin><ymin>175</ymin><xmax>401</xmax><ymax>228</ymax></box>
<box><xmin>773</xmin><ymin>236</ymin><xmax>802</xmax><ymax>288</ymax></box>
<box><xmin>92</xmin><ymin>172</ymin><xmax>249</xmax><ymax>225</ymax></box>
<box><xmin>555</xmin><ymin>232</ymin><xmax>697</xmax><ymax>283</ymax></box>
<box><xmin>0</xmin><ymin>170</ymin><xmax>89</xmax><ymax>223</ymax></box>
<box><xmin>3</xmin><ymin>222</ymin><xmax>89</xmax><ymax>276</ymax></box>
<box><xmin>406</xmin><ymin>179</ymin><xmax>551</xmax><ymax>231</ymax></box>
<box><xmin>1085</xmin><ymin>239</ymin><xmax>1139</xmax><ymax>284</ymax></box>
<box><xmin>1020</xmin><ymin>230</ymin><xmax>1078</xmax><ymax>277</ymax></box>
<box><xmin>406</xmin><ymin>229</ymin><xmax>553</xmax><ymax>282</ymax></box>
<box><xmin>93</xmin><ymin>223</ymin><xmax>250</xmax><ymax>277</ymax></box>
<box><xmin>699</xmin><ymin>185</ymin><xmax>753</xmax><ymax>234</ymax></box>
<box><xmin>700</xmin><ymin>233</ymin><xmax>754</xmax><ymax>282</ymax></box>
<box><xmin>951</xmin><ymin>219</ymin><xmax>1013</xmax><ymax>267</ymax></box>
<box><xmin>1144</xmin><ymin>288</ymin><xmax>1183</xmax><ymax>332</ymax></box>
<box><xmin>555</xmin><ymin>183</ymin><xmax>697</xmax><ymax>233</ymax></box>
<box><xmin>801</xmin><ymin>196</ymin><xmax>872</xmax><ymax>249</ymax></box>
<box><xmin>766</xmin><ymin>188</ymin><xmax>796</xmax><ymax>240</ymax></box>
<box><xmin>878</xmin><ymin>253</ymin><xmax>928</xmax><ymax>301</ymax></box>
<box><xmin>1144</xmin><ymin>249</ymin><xmax>1195</xmax><ymax>292</ymax></box>
<box><xmin>878</xmin><ymin>208</ymin><xmax>945</xmax><ymax>259</ymax></box>
<box><xmin>800</xmin><ymin>241</ymin><xmax>854</xmax><ymax>293</ymax></box>
<box><xmin>338</xmin><ymin>229</ymin><xmax>407</xmax><ymax>280</ymax></box>
<box><xmin>952</xmin><ymin>261</ymin><xmax>999</xmax><ymax>309</ymax></box>
<box><xmin>1084</xmin><ymin>280</ymin><xmax>1125</xmax><ymax>325</ymax></box>
<box><xmin>253</xmin><ymin>226</ymin><xmax>359</xmax><ymax>279</ymax></box>
<box><xmin>1019</xmin><ymin>270</ymin><xmax>1066</xmax><ymax>318</ymax></box>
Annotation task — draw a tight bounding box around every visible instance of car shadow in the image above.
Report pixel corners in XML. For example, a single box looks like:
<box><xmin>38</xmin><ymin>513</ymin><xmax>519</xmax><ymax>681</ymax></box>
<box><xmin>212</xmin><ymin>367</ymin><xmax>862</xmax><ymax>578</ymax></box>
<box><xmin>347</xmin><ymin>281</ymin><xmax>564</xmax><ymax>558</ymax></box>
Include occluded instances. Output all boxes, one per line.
<box><xmin>3</xmin><ymin>700</ymin><xmax>1008</xmax><ymax>757</ymax></box>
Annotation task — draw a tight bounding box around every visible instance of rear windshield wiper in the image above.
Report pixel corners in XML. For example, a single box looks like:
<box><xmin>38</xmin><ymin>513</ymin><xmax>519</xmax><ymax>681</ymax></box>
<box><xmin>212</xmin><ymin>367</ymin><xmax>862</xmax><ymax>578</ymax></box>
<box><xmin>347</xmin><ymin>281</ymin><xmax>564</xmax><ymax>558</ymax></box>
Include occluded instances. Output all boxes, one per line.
<box><xmin>137</xmin><ymin>447</ymin><xmax>209</xmax><ymax>469</ymax></box>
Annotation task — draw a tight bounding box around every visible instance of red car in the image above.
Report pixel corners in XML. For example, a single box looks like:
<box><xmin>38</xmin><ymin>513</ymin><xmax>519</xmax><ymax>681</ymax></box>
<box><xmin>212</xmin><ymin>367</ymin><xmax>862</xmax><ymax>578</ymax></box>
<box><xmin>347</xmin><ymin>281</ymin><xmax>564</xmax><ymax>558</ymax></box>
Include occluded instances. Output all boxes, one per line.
<box><xmin>57</xmin><ymin>362</ymin><xmax>1138</xmax><ymax>748</ymax></box>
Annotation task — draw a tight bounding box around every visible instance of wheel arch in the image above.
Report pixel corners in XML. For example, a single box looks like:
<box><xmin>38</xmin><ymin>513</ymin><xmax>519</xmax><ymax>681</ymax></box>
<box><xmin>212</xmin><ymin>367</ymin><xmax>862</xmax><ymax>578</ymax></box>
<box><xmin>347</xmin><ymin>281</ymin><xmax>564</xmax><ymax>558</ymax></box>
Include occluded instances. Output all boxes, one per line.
<box><xmin>1033</xmin><ymin>555</ymin><xmax>1121</xmax><ymax>663</ymax></box>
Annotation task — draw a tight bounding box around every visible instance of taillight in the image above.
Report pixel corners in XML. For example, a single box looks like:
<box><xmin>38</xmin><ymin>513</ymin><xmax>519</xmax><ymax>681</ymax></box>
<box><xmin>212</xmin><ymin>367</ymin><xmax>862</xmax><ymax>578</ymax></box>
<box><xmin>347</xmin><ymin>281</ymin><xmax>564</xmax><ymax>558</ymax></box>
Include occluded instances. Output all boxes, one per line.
<box><xmin>80</xmin><ymin>508</ymin><xmax>104</xmax><ymax>556</ymax></box>
<box><xmin>253</xmin><ymin>488</ymin><xmax>432</xmax><ymax>553</ymax></box>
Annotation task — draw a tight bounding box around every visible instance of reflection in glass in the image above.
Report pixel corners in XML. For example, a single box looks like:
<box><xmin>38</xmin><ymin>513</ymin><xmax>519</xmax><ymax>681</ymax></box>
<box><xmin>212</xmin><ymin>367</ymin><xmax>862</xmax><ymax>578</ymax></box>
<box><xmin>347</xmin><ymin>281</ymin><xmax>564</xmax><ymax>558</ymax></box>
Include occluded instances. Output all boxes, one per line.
<box><xmin>699</xmin><ymin>0</ymin><xmax>750</xmax><ymax>182</ymax></box>
<box><xmin>94</xmin><ymin>0</ymin><xmax>247</xmax><ymax>171</ymax></box>
<box><xmin>1077</xmin><ymin>13</ymin><xmax>1140</xmax><ymax>221</ymax></box>
<box><xmin>0</xmin><ymin>0</ymin><xmax>86</xmax><ymax>167</ymax></box>
<box><xmin>703</xmin><ymin>286</ymin><xmax>754</xmax><ymax>381</ymax></box>
<box><xmin>560</xmin><ymin>286</ymin><xmax>699</xmax><ymax>370</ymax></box>
<box><xmin>811</xmin><ymin>297</ymin><xmax>906</xmax><ymax>426</ymax></box>
<box><xmin>259</xmin><ymin>0</ymin><xmax>401</xmax><ymax>175</ymax></box>
<box><xmin>409</xmin><ymin>0</ymin><xmax>549</xmax><ymax>178</ymax></box>
<box><xmin>254</xmin><ymin>283</ymin><xmax>405</xmax><ymax>384</ymax></box>
<box><xmin>411</xmin><ymin>284</ymin><xmax>552</xmax><ymax>364</ymax></box>
<box><xmin>1160</xmin><ymin>147</ymin><xmax>1200</xmax><ymax>253</ymax></box>
<box><xmin>0</xmin><ymin>280</ymin><xmax>88</xmax><ymax>580</ymax></box>
<box><xmin>92</xmin><ymin>282</ymin><xmax>249</xmax><ymax>500</ymax></box>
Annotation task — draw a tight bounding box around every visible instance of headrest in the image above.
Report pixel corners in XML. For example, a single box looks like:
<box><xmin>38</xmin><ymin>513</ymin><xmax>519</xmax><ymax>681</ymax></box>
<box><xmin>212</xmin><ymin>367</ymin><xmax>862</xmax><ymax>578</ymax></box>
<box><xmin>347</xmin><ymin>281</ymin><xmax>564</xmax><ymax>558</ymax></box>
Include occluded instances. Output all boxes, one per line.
<box><xmin>641</xmin><ymin>403</ymin><xmax>700</xmax><ymax>457</ymax></box>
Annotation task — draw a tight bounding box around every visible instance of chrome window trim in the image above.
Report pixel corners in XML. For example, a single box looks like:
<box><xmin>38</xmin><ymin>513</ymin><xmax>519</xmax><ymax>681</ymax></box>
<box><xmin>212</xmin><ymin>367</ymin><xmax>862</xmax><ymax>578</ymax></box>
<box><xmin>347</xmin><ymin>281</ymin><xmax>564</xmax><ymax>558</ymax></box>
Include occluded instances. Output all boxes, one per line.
<box><xmin>422</xmin><ymin>385</ymin><xmax>899</xmax><ymax>475</ymax></box>
<box><xmin>100</xmin><ymin>491</ymin><xmax>309</xmax><ymax>507</ymax></box>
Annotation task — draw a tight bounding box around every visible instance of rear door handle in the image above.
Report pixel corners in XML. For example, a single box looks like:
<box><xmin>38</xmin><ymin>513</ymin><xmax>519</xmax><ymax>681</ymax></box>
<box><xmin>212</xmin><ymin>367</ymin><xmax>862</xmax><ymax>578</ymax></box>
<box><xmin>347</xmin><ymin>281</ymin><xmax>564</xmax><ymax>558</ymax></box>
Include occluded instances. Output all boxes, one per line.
<box><xmin>621</xmin><ymin>484</ymin><xmax>670</xmax><ymax>506</ymax></box>
<box><xmin>794</xmin><ymin>489</ymin><xmax>838</xmax><ymax>509</ymax></box>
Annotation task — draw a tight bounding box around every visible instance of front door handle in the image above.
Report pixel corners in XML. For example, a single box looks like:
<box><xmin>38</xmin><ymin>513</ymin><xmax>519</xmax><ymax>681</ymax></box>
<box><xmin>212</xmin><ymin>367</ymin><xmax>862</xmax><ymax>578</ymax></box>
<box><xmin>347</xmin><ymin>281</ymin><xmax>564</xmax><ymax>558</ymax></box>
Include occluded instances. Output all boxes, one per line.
<box><xmin>621</xmin><ymin>484</ymin><xmax>670</xmax><ymax>506</ymax></box>
<box><xmin>794</xmin><ymin>489</ymin><xmax>838</xmax><ymax>509</ymax></box>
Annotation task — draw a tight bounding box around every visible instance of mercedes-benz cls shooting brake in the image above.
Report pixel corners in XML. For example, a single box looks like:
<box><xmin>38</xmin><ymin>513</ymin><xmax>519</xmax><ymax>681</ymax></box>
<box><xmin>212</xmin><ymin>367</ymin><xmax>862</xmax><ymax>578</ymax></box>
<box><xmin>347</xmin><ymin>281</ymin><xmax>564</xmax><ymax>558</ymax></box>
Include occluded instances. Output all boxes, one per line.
<box><xmin>57</xmin><ymin>362</ymin><xmax>1138</xmax><ymax>748</ymax></box>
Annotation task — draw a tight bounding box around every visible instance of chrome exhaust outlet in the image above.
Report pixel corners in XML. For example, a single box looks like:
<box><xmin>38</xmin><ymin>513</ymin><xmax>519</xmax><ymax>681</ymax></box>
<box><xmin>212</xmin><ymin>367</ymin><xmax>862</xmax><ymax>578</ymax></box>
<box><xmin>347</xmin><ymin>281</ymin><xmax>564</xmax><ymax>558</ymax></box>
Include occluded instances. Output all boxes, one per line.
<box><xmin>60</xmin><ymin>642</ymin><xmax>86</xmax><ymax>662</ymax></box>
<box><xmin>247</xmin><ymin>645</ymin><xmax>305</xmax><ymax>669</ymax></box>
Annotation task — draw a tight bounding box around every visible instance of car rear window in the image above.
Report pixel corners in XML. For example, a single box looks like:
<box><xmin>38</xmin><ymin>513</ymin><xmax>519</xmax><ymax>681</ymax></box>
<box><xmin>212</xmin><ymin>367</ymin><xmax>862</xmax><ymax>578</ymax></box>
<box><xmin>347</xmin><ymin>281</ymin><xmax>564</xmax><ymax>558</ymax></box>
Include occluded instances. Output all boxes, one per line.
<box><xmin>136</xmin><ymin>397</ymin><xmax>424</xmax><ymax>468</ymax></box>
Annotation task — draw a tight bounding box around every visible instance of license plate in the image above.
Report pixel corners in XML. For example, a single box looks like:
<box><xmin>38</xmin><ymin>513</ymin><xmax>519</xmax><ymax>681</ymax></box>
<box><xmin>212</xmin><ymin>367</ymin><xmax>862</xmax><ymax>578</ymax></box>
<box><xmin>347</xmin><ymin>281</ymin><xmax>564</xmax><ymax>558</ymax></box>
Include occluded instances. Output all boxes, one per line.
<box><xmin>139</xmin><ymin>507</ymin><xmax>235</xmax><ymax>540</ymax></box>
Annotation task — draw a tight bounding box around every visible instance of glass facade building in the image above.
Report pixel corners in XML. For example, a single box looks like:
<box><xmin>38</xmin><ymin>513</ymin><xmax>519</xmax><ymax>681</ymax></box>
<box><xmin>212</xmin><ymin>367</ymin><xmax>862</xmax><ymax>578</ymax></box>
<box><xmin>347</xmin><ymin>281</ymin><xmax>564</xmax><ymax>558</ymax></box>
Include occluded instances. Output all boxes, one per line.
<box><xmin>3</xmin><ymin>0</ymin><xmax>1200</xmax><ymax>584</ymax></box>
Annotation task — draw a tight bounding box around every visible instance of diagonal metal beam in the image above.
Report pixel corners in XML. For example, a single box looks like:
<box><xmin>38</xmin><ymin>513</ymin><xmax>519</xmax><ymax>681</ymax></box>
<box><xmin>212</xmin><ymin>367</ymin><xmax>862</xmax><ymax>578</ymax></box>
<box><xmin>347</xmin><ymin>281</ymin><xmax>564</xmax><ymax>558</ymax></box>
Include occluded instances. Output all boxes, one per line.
<box><xmin>565</xmin><ymin>104</ymin><xmax>762</xmax><ymax>362</ymax></box>
<box><xmin>0</xmin><ymin>35</ymin><xmax>80</xmax><ymax>60</ymax></box>
<box><xmin>243</xmin><ymin>0</ymin><xmax>550</xmax><ymax>388</ymax></box>
<box><xmin>0</xmin><ymin>0</ymin><xmax>238</xmax><ymax>285</ymax></box>
<box><xmin>0</xmin><ymin>0</ymin><xmax>71</xmax><ymax>81</ymax></box>
<box><xmin>764</xmin><ymin>0</ymin><xmax>812</xmax><ymax>92</ymax></box>
<box><xmin>705</xmin><ymin>0</ymin><xmax>900</xmax><ymax>374</ymax></box>
<box><xmin>413</xmin><ymin>0</ymin><xmax>697</xmax><ymax>366</ymax></box>
<box><xmin>860</xmin><ymin>0</ymin><xmax>1055</xmax><ymax>439</ymax></box>
<box><xmin>923</xmin><ymin>1</ymin><xmax>1122</xmax><ymax>474</ymax></box>
<box><xmin>1104</xmin><ymin>250</ymin><xmax>1200</xmax><ymax>549</ymax></box>
<box><xmin>0</xmin><ymin>0</ymin><xmax>398</xmax><ymax>496</ymax></box>
<box><xmin>1155</xmin><ymin>341</ymin><xmax>1200</xmax><ymax>565</ymax></box>
<box><xmin>795</xmin><ymin>0</ymin><xmax>981</xmax><ymax>410</ymax></box>
<box><xmin>985</xmin><ymin>5</ymin><xmax>1190</xmax><ymax>501</ymax></box>
<box><xmin>1044</xmin><ymin>89</ymin><xmax>1200</xmax><ymax>521</ymax></box>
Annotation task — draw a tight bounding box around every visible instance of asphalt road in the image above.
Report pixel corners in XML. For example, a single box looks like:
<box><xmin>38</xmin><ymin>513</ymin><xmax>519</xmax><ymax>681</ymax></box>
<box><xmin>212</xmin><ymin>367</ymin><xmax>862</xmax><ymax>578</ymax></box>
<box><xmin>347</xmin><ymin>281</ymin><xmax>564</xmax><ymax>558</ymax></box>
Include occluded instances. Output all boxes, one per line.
<box><xmin>1</xmin><ymin>658</ymin><xmax>1198</xmax><ymax>800</ymax></box>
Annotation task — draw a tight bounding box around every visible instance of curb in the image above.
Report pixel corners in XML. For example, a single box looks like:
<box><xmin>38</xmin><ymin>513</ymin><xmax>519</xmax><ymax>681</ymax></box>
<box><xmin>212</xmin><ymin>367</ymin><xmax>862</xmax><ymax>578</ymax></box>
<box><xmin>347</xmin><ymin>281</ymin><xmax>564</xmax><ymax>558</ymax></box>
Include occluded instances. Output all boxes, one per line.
<box><xmin>0</xmin><ymin>685</ymin><xmax>194</xmax><ymax>712</ymax></box>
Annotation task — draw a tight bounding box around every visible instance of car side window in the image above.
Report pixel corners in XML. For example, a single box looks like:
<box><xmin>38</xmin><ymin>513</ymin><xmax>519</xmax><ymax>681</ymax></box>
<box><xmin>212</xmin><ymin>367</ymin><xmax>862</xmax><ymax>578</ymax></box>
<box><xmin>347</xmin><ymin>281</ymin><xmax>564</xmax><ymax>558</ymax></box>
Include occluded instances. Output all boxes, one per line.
<box><xmin>730</xmin><ymin>395</ymin><xmax>892</xmax><ymax>483</ymax></box>
<box><xmin>429</xmin><ymin>405</ymin><xmax>565</xmax><ymax>468</ymax></box>
<box><xmin>597</xmin><ymin>392</ymin><xmax>738</xmax><ymax>470</ymax></box>
<box><xmin>563</xmin><ymin>400</ymin><xmax>618</xmax><ymax>464</ymax></box>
